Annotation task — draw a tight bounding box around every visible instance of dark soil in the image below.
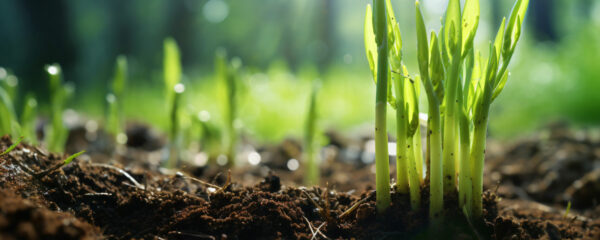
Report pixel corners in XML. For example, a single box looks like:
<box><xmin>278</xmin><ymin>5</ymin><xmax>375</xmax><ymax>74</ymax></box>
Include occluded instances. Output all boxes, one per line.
<box><xmin>1</xmin><ymin>130</ymin><xmax>599</xmax><ymax>239</ymax></box>
<box><xmin>486</xmin><ymin>124</ymin><xmax>600</xmax><ymax>218</ymax></box>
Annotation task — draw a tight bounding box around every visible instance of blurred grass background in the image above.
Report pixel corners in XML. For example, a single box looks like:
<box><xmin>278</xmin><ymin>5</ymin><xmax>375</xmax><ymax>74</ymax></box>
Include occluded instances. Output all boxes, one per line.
<box><xmin>0</xmin><ymin>0</ymin><xmax>599</xmax><ymax>143</ymax></box>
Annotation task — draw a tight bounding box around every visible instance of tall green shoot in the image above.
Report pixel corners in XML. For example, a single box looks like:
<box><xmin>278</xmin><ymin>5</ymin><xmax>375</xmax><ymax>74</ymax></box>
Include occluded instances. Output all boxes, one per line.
<box><xmin>440</xmin><ymin>0</ymin><xmax>462</xmax><ymax>195</ymax></box>
<box><xmin>106</xmin><ymin>56</ymin><xmax>128</xmax><ymax>146</ymax></box>
<box><xmin>415</xmin><ymin>1</ymin><xmax>444</xmax><ymax>218</ymax></box>
<box><xmin>0</xmin><ymin>68</ymin><xmax>18</xmax><ymax>102</ymax></box>
<box><xmin>385</xmin><ymin>0</ymin><xmax>408</xmax><ymax>196</ymax></box>
<box><xmin>457</xmin><ymin>0</ymin><xmax>479</xmax><ymax>217</ymax></box>
<box><xmin>163</xmin><ymin>38</ymin><xmax>184</xmax><ymax>168</ymax></box>
<box><xmin>20</xmin><ymin>94</ymin><xmax>38</xmax><ymax>145</ymax></box>
<box><xmin>303</xmin><ymin>80</ymin><xmax>320</xmax><ymax>186</ymax></box>
<box><xmin>45</xmin><ymin>64</ymin><xmax>72</xmax><ymax>153</ymax></box>
<box><xmin>215</xmin><ymin>49</ymin><xmax>240</xmax><ymax>167</ymax></box>
<box><xmin>0</xmin><ymin>85</ymin><xmax>19</xmax><ymax>138</ymax></box>
<box><xmin>0</xmin><ymin>69</ymin><xmax>20</xmax><ymax>138</ymax></box>
<box><xmin>470</xmin><ymin>0</ymin><xmax>529</xmax><ymax>219</ymax></box>
<box><xmin>364</xmin><ymin>0</ymin><xmax>391</xmax><ymax>212</ymax></box>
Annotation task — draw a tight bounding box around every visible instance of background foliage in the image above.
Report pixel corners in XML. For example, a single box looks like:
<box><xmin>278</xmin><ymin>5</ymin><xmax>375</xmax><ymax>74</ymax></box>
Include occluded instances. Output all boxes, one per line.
<box><xmin>0</xmin><ymin>0</ymin><xmax>598</xmax><ymax>142</ymax></box>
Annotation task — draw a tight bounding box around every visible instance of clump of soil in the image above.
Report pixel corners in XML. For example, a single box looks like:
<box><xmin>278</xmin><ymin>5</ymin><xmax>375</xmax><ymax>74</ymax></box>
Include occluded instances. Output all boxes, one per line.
<box><xmin>486</xmin><ymin>124</ymin><xmax>600</xmax><ymax>216</ymax></box>
<box><xmin>1</xmin><ymin>135</ymin><xmax>599</xmax><ymax>239</ymax></box>
<box><xmin>0</xmin><ymin>190</ymin><xmax>99</xmax><ymax>240</ymax></box>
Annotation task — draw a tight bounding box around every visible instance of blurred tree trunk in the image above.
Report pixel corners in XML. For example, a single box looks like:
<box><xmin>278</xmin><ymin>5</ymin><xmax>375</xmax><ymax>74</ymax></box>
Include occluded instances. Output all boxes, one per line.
<box><xmin>165</xmin><ymin>0</ymin><xmax>196</xmax><ymax>66</ymax></box>
<box><xmin>16</xmin><ymin>0</ymin><xmax>76</xmax><ymax>99</ymax></box>
<box><xmin>529</xmin><ymin>0</ymin><xmax>558</xmax><ymax>42</ymax></box>
<box><xmin>316</xmin><ymin>0</ymin><xmax>334</xmax><ymax>71</ymax></box>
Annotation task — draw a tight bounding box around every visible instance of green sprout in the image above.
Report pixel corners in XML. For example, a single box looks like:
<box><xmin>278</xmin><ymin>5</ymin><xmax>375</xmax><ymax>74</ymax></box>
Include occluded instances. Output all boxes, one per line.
<box><xmin>415</xmin><ymin>2</ymin><xmax>444</xmax><ymax>217</ymax></box>
<box><xmin>470</xmin><ymin>0</ymin><xmax>529</xmax><ymax>218</ymax></box>
<box><xmin>380</xmin><ymin>0</ymin><xmax>423</xmax><ymax>210</ymax></box>
<box><xmin>45</xmin><ymin>64</ymin><xmax>73</xmax><ymax>153</ymax></box>
<box><xmin>0</xmin><ymin>136</ymin><xmax>23</xmax><ymax>156</ymax></box>
<box><xmin>163</xmin><ymin>38</ymin><xmax>184</xmax><ymax>168</ymax></box>
<box><xmin>63</xmin><ymin>150</ymin><xmax>85</xmax><ymax>165</ymax></box>
<box><xmin>0</xmin><ymin>68</ymin><xmax>21</xmax><ymax>138</ymax></box>
<box><xmin>195</xmin><ymin>111</ymin><xmax>222</xmax><ymax>164</ymax></box>
<box><xmin>215</xmin><ymin>49</ymin><xmax>240</xmax><ymax>167</ymax></box>
<box><xmin>20</xmin><ymin>94</ymin><xmax>38</xmax><ymax>145</ymax></box>
<box><xmin>0</xmin><ymin>83</ymin><xmax>20</xmax><ymax>138</ymax></box>
<box><xmin>563</xmin><ymin>201</ymin><xmax>571</xmax><ymax>218</ymax></box>
<box><xmin>364</xmin><ymin>0</ymin><xmax>391</xmax><ymax>212</ymax></box>
<box><xmin>0</xmin><ymin>68</ymin><xmax>18</xmax><ymax>102</ymax></box>
<box><xmin>106</xmin><ymin>55</ymin><xmax>128</xmax><ymax>146</ymax></box>
<box><xmin>303</xmin><ymin>80</ymin><xmax>320</xmax><ymax>186</ymax></box>
<box><xmin>366</xmin><ymin>0</ymin><xmax>528</xmax><ymax>219</ymax></box>
<box><xmin>413</xmin><ymin>0</ymin><xmax>528</xmax><ymax>219</ymax></box>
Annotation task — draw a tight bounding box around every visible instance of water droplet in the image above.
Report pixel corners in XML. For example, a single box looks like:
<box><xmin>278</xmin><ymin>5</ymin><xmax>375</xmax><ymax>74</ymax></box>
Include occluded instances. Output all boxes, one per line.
<box><xmin>287</xmin><ymin>158</ymin><xmax>299</xmax><ymax>171</ymax></box>
<box><xmin>248</xmin><ymin>151</ymin><xmax>261</xmax><ymax>165</ymax></box>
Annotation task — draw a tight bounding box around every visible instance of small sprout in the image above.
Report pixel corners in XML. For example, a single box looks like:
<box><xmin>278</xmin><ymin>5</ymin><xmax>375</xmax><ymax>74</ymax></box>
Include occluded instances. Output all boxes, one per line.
<box><xmin>163</xmin><ymin>38</ymin><xmax>184</xmax><ymax>168</ymax></box>
<box><xmin>564</xmin><ymin>201</ymin><xmax>571</xmax><ymax>218</ymax></box>
<box><xmin>1</xmin><ymin>136</ymin><xmax>23</xmax><ymax>156</ymax></box>
<box><xmin>303</xmin><ymin>80</ymin><xmax>321</xmax><ymax>186</ymax></box>
<box><xmin>365</xmin><ymin>0</ymin><xmax>528</xmax><ymax>220</ymax></box>
<box><xmin>14</xmin><ymin>149</ymin><xmax>86</xmax><ymax>179</ymax></box>
<box><xmin>215</xmin><ymin>49</ymin><xmax>241</xmax><ymax>167</ymax></box>
<box><xmin>0</xmin><ymin>77</ymin><xmax>20</xmax><ymax>138</ymax></box>
<box><xmin>20</xmin><ymin>94</ymin><xmax>38</xmax><ymax>145</ymax></box>
<box><xmin>64</xmin><ymin>150</ymin><xmax>85</xmax><ymax>165</ymax></box>
<box><xmin>364</xmin><ymin>0</ymin><xmax>392</xmax><ymax>213</ymax></box>
<box><xmin>45</xmin><ymin>63</ymin><xmax>72</xmax><ymax>153</ymax></box>
<box><xmin>106</xmin><ymin>56</ymin><xmax>128</xmax><ymax>145</ymax></box>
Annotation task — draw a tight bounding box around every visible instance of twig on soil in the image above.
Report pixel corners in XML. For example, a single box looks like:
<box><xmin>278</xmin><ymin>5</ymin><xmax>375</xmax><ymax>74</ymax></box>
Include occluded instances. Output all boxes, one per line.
<box><xmin>171</xmin><ymin>231</ymin><xmax>216</xmax><ymax>240</ymax></box>
<box><xmin>339</xmin><ymin>195</ymin><xmax>369</xmax><ymax>219</ymax></box>
<box><xmin>302</xmin><ymin>189</ymin><xmax>321</xmax><ymax>213</ymax></box>
<box><xmin>303</xmin><ymin>216</ymin><xmax>329</xmax><ymax>240</ymax></box>
<box><xmin>83</xmin><ymin>192</ymin><xmax>113</xmax><ymax>197</ymax></box>
<box><xmin>185</xmin><ymin>175</ymin><xmax>222</xmax><ymax>190</ymax></box>
<box><xmin>89</xmin><ymin>163</ymin><xmax>145</xmax><ymax>190</ymax></box>
<box><xmin>321</xmin><ymin>183</ymin><xmax>333</xmax><ymax>222</ymax></box>
<box><xmin>11</xmin><ymin>156</ymin><xmax>65</xmax><ymax>179</ymax></box>
<box><xmin>215</xmin><ymin>170</ymin><xmax>232</xmax><ymax>194</ymax></box>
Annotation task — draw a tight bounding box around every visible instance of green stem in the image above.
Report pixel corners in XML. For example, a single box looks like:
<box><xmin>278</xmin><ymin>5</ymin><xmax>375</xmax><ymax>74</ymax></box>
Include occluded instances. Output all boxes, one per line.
<box><xmin>374</xmin><ymin>0</ymin><xmax>391</xmax><ymax>213</ymax></box>
<box><xmin>428</xmin><ymin>102</ymin><xmax>443</xmax><ymax>218</ymax></box>
<box><xmin>166</xmin><ymin>91</ymin><xmax>181</xmax><ymax>168</ymax></box>
<box><xmin>470</xmin><ymin>114</ymin><xmax>488</xmax><ymax>219</ymax></box>
<box><xmin>407</xmin><ymin>135</ymin><xmax>421</xmax><ymax>210</ymax></box>
<box><xmin>304</xmin><ymin>84</ymin><xmax>319</xmax><ymax>186</ymax></box>
<box><xmin>471</xmin><ymin>96</ymin><xmax>491</xmax><ymax>219</ymax></box>
<box><xmin>458</xmin><ymin>108</ymin><xmax>472</xmax><ymax>215</ymax></box>
<box><xmin>395</xmin><ymin>88</ymin><xmax>408</xmax><ymax>194</ymax></box>
<box><xmin>414</xmin><ymin>123</ymin><xmax>424</xmax><ymax>184</ymax></box>
<box><xmin>442</xmin><ymin>59</ymin><xmax>460</xmax><ymax>195</ymax></box>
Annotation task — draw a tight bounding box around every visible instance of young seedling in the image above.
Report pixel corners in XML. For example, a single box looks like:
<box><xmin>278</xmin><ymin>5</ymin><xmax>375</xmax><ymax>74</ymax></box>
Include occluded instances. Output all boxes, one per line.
<box><xmin>106</xmin><ymin>56</ymin><xmax>128</xmax><ymax>146</ymax></box>
<box><xmin>0</xmin><ymin>68</ymin><xmax>18</xmax><ymax>102</ymax></box>
<box><xmin>194</xmin><ymin>111</ymin><xmax>222</xmax><ymax>165</ymax></box>
<box><xmin>163</xmin><ymin>38</ymin><xmax>184</xmax><ymax>168</ymax></box>
<box><xmin>31</xmin><ymin>150</ymin><xmax>85</xmax><ymax>178</ymax></box>
<box><xmin>45</xmin><ymin>64</ymin><xmax>73</xmax><ymax>153</ymax></box>
<box><xmin>167</xmin><ymin>82</ymin><xmax>185</xmax><ymax>168</ymax></box>
<box><xmin>364</xmin><ymin>0</ymin><xmax>391</xmax><ymax>212</ymax></box>
<box><xmin>20</xmin><ymin>94</ymin><xmax>38</xmax><ymax>145</ymax></box>
<box><xmin>380</xmin><ymin>0</ymin><xmax>423</xmax><ymax>209</ymax></box>
<box><xmin>0</xmin><ymin>84</ymin><xmax>20</xmax><ymax>138</ymax></box>
<box><xmin>415</xmin><ymin>2</ymin><xmax>445</xmax><ymax>217</ymax></box>
<box><xmin>470</xmin><ymin>0</ymin><xmax>529</xmax><ymax>218</ymax></box>
<box><xmin>303</xmin><ymin>80</ymin><xmax>320</xmax><ymax>186</ymax></box>
<box><xmin>0</xmin><ymin>136</ymin><xmax>23</xmax><ymax>156</ymax></box>
<box><xmin>215</xmin><ymin>49</ymin><xmax>240</xmax><ymax>167</ymax></box>
<box><xmin>366</xmin><ymin>0</ymin><xmax>528</xmax><ymax>220</ymax></box>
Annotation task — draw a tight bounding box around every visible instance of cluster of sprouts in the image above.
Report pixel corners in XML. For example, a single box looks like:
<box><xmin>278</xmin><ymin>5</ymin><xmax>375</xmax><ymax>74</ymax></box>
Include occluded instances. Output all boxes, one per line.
<box><xmin>365</xmin><ymin>0</ymin><xmax>529</xmax><ymax>219</ymax></box>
